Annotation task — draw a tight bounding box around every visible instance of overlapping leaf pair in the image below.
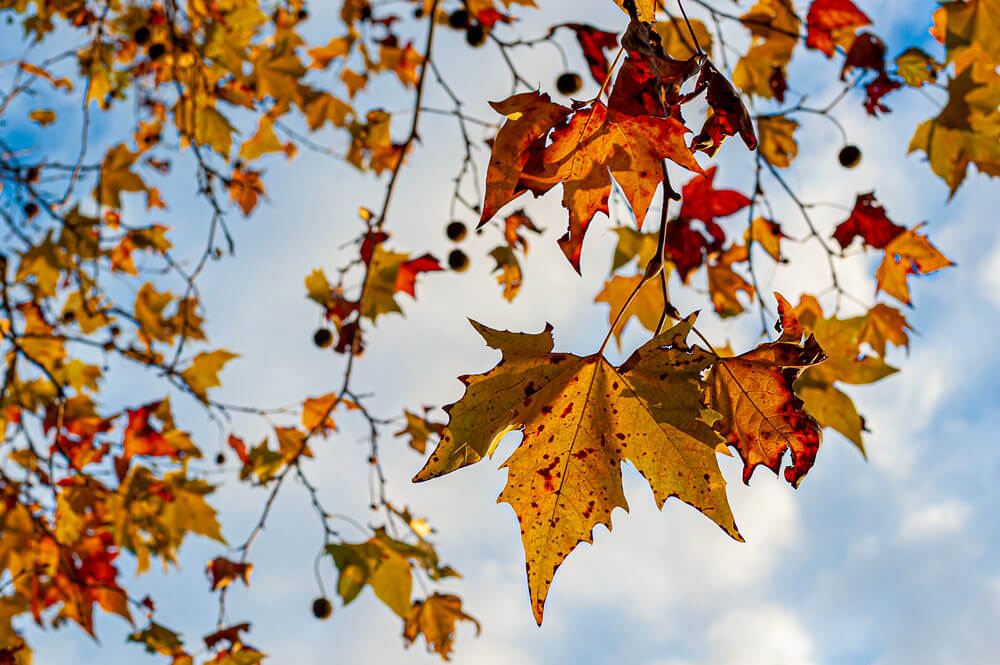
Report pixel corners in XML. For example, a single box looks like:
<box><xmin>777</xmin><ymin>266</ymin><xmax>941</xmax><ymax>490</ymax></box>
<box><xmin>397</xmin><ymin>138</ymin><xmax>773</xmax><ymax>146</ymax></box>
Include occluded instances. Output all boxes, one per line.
<box><xmin>479</xmin><ymin>16</ymin><xmax>757</xmax><ymax>272</ymax></box>
<box><xmin>416</xmin><ymin>297</ymin><xmax>824</xmax><ymax>623</ymax></box>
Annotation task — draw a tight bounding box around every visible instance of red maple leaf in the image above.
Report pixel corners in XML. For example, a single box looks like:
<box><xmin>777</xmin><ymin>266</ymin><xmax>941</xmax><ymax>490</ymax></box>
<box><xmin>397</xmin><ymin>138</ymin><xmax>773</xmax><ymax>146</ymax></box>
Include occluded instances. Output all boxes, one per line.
<box><xmin>832</xmin><ymin>192</ymin><xmax>905</xmax><ymax>250</ymax></box>
<box><xmin>839</xmin><ymin>33</ymin><xmax>902</xmax><ymax>115</ymax></box>
<box><xmin>864</xmin><ymin>71</ymin><xmax>902</xmax><ymax>115</ymax></box>
<box><xmin>482</xmin><ymin>92</ymin><xmax>701</xmax><ymax>272</ymax></box>
<box><xmin>805</xmin><ymin>0</ymin><xmax>871</xmax><ymax>57</ymax></box>
<box><xmin>228</xmin><ymin>434</ymin><xmax>250</xmax><ymax>465</ymax></box>
<box><xmin>123</xmin><ymin>402</ymin><xmax>174</xmax><ymax>460</ymax></box>
<box><xmin>563</xmin><ymin>23</ymin><xmax>619</xmax><ymax>85</ymax></box>
<box><xmin>678</xmin><ymin>167</ymin><xmax>751</xmax><ymax>224</ymax></box>
<box><xmin>480</xmin><ymin>92</ymin><xmax>572</xmax><ymax>224</ymax></box>
<box><xmin>841</xmin><ymin>32</ymin><xmax>887</xmax><ymax>78</ymax></box>
<box><xmin>477</xmin><ymin>8</ymin><xmax>513</xmax><ymax>28</ymax></box>
<box><xmin>360</xmin><ymin>230</ymin><xmax>389</xmax><ymax>264</ymax></box>
<box><xmin>204</xmin><ymin>623</ymin><xmax>251</xmax><ymax>650</ymax></box>
<box><xmin>691</xmin><ymin>64</ymin><xmax>758</xmax><ymax>157</ymax></box>
<box><xmin>394</xmin><ymin>254</ymin><xmax>443</xmax><ymax>297</ymax></box>
<box><xmin>610</xmin><ymin>20</ymin><xmax>702</xmax><ymax>118</ymax></box>
<box><xmin>664</xmin><ymin>218</ymin><xmax>725</xmax><ymax>282</ymax></box>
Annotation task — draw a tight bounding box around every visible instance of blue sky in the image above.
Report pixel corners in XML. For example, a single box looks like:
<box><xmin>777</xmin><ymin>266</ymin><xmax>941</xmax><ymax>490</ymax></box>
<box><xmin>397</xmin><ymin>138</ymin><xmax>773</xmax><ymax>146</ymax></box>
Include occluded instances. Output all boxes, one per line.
<box><xmin>4</xmin><ymin>1</ymin><xmax>999</xmax><ymax>664</ymax></box>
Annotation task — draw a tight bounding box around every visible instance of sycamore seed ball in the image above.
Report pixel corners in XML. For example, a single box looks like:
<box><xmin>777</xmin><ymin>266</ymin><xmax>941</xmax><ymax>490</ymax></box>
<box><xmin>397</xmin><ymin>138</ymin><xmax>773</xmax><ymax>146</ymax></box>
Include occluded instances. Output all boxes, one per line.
<box><xmin>556</xmin><ymin>72</ymin><xmax>583</xmax><ymax>95</ymax></box>
<box><xmin>446</xmin><ymin>221</ymin><xmax>467</xmax><ymax>242</ymax></box>
<box><xmin>312</xmin><ymin>597</ymin><xmax>332</xmax><ymax>620</ymax></box>
<box><xmin>466</xmin><ymin>23</ymin><xmax>486</xmax><ymax>47</ymax></box>
<box><xmin>313</xmin><ymin>328</ymin><xmax>333</xmax><ymax>348</ymax></box>
<box><xmin>448</xmin><ymin>249</ymin><xmax>469</xmax><ymax>272</ymax></box>
<box><xmin>839</xmin><ymin>145</ymin><xmax>861</xmax><ymax>169</ymax></box>
<box><xmin>448</xmin><ymin>9</ymin><xmax>469</xmax><ymax>28</ymax></box>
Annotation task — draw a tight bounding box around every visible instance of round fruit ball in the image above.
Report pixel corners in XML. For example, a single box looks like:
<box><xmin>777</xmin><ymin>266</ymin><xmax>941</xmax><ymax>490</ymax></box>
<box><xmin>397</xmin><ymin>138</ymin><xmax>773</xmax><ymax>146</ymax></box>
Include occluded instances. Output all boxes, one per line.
<box><xmin>134</xmin><ymin>26</ymin><xmax>151</xmax><ymax>45</ymax></box>
<box><xmin>23</xmin><ymin>202</ymin><xmax>39</xmax><ymax>218</ymax></box>
<box><xmin>838</xmin><ymin>145</ymin><xmax>861</xmax><ymax>169</ymax></box>
<box><xmin>446</xmin><ymin>221</ymin><xmax>467</xmax><ymax>242</ymax></box>
<box><xmin>556</xmin><ymin>72</ymin><xmax>582</xmax><ymax>96</ymax></box>
<box><xmin>448</xmin><ymin>9</ymin><xmax>469</xmax><ymax>29</ymax></box>
<box><xmin>215</xmin><ymin>452</ymin><xmax>225</xmax><ymax>465</ymax></box>
<box><xmin>312</xmin><ymin>597</ymin><xmax>333</xmax><ymax>620</ymax></box>
<box><xmin>313</xmin><ymin>328</ymin><xmax>333</xmax><ymax>349</ymax></box>
<box><xmin>148</xmin><ymin>42</ymin><xmax>167</xmax><ymax>60</ymax></box>
<box><xmin>448</xmin><ymin>249</ymin><xmax>469</xmax><ymax>272</ymax></box>
<box><xmin>465</xmin><ymin>23</ymin><xmax>486</xmax><ymax>47</ymax></box>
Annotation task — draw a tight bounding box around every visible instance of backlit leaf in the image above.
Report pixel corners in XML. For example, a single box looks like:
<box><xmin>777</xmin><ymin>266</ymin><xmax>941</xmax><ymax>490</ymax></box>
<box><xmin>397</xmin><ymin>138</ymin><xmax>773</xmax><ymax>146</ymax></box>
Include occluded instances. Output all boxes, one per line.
<box><xmin>415</xmin><ymin>317</ymin><xmax>740</xmax><ymax>623</ymax></box>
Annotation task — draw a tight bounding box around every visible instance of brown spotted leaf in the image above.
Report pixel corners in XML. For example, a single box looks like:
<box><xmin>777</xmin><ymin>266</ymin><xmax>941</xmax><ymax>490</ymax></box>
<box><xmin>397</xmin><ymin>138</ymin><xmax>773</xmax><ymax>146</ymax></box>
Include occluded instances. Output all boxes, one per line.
<box><xmin>414</xmin><ymin>317</ymin><xmax>739</xmax><ymax>624</ymax></box>
<box><xmin>706</xmin><ymin>297</ymin><xmax>826</xmax><ymax>487</ymax></box>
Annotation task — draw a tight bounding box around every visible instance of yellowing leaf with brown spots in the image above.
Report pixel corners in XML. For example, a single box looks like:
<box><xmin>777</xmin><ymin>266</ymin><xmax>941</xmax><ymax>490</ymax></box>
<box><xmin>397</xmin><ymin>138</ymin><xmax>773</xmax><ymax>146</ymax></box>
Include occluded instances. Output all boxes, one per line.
<box><xmin>414</xmin><ymin>317</ymin><xmax>740</xmax><ymax>624</ymax></box>
<box><xmin>706</xmin><ymin>296</ymin><xmax>827</xmax><ymax>487</ymax></box>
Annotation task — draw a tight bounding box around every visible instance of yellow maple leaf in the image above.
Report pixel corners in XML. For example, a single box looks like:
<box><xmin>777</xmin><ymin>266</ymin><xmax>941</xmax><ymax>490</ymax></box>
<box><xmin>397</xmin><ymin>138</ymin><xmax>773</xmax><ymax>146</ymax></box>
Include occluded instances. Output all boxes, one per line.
<box><xmin>593</xmin><ymin>272</ymin><xmax>671</xmax><ymax>347</ymax></box>
<box><xmin>181</xmin><ymin>350</ymin><xmax>238</xmax><ymax>402</ymax></box>
<box><xmin>415</xmin><ymin>317</ymin><xmax>740</xmax><ymax>624</ymax></box>
<box><xmin>756</xmin><ymin>115</ymin><xmax>799</xmax><ymax>168</ymax></box>
<box><xmin>95</xmin><ymin>144</ymin><xmax>147</xmax><ymax>209</ymax></box>
<box><xmin>875</xmin><ymin>226</ymin><xmax>954</xmax><ymax>304</ymax></box>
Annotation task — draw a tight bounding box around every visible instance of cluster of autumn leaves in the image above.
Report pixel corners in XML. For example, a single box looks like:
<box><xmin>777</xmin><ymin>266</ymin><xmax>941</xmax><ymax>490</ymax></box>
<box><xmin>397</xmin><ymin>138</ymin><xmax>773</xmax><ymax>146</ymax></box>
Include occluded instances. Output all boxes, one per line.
<box><xmin>1</xmin><ymin>0</ymin><xmax>501</xmax><ymax>662</ymax></box>
<box><xmin>0</xmin><ymin>0</ymin><xmax>990</xmax><ymax>662</ymax></box>
<box><xmin>412</xmin><ymin>0</ymin><xmax>955</xmax><ymax>625</ymax></box>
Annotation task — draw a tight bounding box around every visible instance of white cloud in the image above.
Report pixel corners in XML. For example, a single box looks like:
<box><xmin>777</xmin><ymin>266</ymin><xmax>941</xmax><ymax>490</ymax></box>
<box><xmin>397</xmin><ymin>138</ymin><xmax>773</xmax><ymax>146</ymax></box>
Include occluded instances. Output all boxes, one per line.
<box><xmin>897</xmin><ymin>499</ymin><xmax>971</xmax><ymax>543</ymax></box>
<box><xmin>701</xmin><ymin>606</ymin><xmax>818</xmax><ymax>665</ymax></box>
<box><xmin>981</xmin><ymin>239</ymin><xmax>1000</xmax><ymax>308</ymax></box>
